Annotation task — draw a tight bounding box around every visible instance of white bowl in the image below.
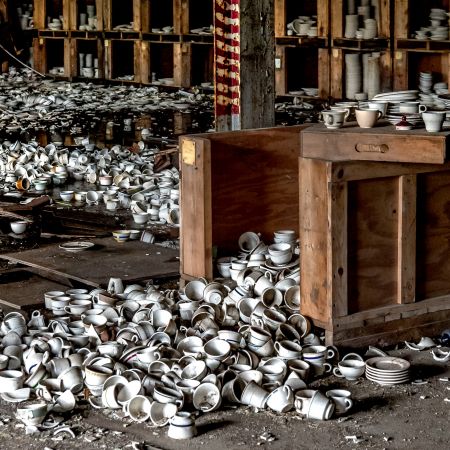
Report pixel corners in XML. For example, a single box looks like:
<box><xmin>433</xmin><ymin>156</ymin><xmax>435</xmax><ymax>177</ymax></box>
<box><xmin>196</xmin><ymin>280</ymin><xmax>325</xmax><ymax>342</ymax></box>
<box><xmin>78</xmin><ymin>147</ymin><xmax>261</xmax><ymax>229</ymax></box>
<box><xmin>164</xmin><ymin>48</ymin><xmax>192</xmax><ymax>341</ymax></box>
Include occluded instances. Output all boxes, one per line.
<box><xmin>10</xmin><ymin>221</ymin><xmax>27</xmax><ymax>234</ymax></box>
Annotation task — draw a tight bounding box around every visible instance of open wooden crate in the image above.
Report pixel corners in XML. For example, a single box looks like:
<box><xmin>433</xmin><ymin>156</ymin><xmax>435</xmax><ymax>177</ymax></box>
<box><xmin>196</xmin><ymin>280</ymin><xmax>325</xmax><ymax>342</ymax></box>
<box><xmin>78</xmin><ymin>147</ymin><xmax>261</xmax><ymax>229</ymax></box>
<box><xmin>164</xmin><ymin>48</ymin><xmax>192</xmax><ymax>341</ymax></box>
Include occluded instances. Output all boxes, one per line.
<box><xmin>180</xmin><ymin>125</ymin><xmax>308</xmax><ymax>281</ymax></box>
<box><xmin>300</xmin><ymin>125</ymin><xmax>450</xmax><ymax>347</ymax></box>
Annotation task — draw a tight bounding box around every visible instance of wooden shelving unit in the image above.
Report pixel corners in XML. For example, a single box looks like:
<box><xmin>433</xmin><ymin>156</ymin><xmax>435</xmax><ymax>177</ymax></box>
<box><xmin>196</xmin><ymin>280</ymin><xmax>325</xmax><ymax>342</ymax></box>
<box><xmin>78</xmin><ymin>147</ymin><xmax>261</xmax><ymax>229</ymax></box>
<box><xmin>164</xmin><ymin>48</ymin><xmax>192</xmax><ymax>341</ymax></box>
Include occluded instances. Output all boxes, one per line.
<box><xmin>32</xmin><ymin>0</ymin><xmax>213</xmax><ymax>87</ymax></box>
<box><xmin>393</xmin><ymin>0</ymin><xmax>450</xmax><ymax>91</ymax></box>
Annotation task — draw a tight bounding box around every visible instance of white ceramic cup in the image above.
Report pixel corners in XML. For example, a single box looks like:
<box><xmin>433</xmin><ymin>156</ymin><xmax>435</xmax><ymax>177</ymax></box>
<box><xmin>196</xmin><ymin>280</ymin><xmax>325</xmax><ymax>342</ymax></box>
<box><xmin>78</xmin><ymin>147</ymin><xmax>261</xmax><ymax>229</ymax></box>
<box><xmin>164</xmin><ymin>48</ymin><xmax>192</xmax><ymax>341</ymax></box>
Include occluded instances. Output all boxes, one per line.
<box><xmin>355</xmin><ymin>108</ymin><xmax>382</xmax><ymax>128</ymax></box>
<box><xmin>326</xmin><ymin>389</ymin><xmax>353</xmax><ymax>415</ymax></box>
<box><xmin>266</xmin><ymin>385</ymin><xmax>294</xmax><ymax>413</ymax></box>
<box><xmin>422</xmin><ymin>111</ymin><xmax>446</xmax><ymax>132</ymax></box>
<box><xmin>321</xmin><ymin>109</ymin><xmax>348</xmax><ymax>129</ymax></box>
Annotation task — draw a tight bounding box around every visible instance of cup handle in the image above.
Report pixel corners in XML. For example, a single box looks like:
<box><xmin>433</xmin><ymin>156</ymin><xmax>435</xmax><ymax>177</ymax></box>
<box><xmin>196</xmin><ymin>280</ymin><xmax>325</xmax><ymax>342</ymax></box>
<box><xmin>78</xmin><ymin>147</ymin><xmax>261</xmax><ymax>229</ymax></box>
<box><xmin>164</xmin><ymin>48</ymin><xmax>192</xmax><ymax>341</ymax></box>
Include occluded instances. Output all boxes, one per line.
<box><xmin>264</xmin><ymin>271</ymin><xmax>273</xmax><ymax>282</ymax></box>
<box><xmin>345</xmin><ymin>398</ymin><xmax>353</xmax><ymax>411</ymax></box>
<box><xmin>31</xmin><ymin>310</ymin><xmax>41</xmax><ymax>318</ymax></box>
<box><xmin>333</xmin><ymin>367</ymin><xmax>344</xmax><ymax>378</ymax></box>
<box><xmin>419</xmin><ymin>104</ymin><xmax>427</xmax><ymax>113</ymax></box>
<box><xmin>326</xmin><ymin>348</ymin><xmax>335</xmax><ymax>359</ymax></box>
<box><xmin>323</xmin><ymin>362</ymin><xmax>333</xmax><ymax>374</ymax></box>
<box><xmin>377</xmin><ymin>110</ymin><xmax>382</xmax><ymax>120</ymax></box>
<box><xmin>274</xmin><ymin>341</ymin><xmax>281</xmax><ymax>352</ymax></box>
<box><xmin>294</xmin><ymin>398</ymin><xmax>303</xmax><ymax>412</ymax></box>
<box><xmin>342</xmin><ymin>352</ymin><xmax>363</xmax><ymax>362</ymax></box>
<box><xmin>343</xmin><ymin>109</ymin><xmax>350</xmax><ymax>120</ymax></box>
<box><xmin>64</xmin><ymin>306</ymin><xmax>71</xmax><ymax>313</ymax></box>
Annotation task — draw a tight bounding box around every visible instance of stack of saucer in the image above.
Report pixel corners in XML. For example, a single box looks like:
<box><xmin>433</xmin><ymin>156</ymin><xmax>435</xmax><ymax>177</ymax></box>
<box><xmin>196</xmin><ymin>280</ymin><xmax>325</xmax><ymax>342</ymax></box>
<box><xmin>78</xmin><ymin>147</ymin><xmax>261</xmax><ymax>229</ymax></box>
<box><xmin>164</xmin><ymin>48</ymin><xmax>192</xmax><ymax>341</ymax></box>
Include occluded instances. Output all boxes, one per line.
<box><xmin>345</xmin><ymin>53</ymin><xmax>361</xmax><ymax>100</ymax></box>
<box><xmin>344</xmin><ymin>14</ymin><xmax>359</xmax><ymax>38</ymax></box>
<box><xmin>363</xmin><ymin>19</ymin><xmax>377</xmax><ymax>39</ymax></box>
<box><xmin>419</xmin><ymin>72</ymin><xmax>433</xmax><ymax>93</ymax></box>
<box><xmin>365</xmin><ymin>357</ymin><xmax>410</xmax><ymax>385</ymax></box>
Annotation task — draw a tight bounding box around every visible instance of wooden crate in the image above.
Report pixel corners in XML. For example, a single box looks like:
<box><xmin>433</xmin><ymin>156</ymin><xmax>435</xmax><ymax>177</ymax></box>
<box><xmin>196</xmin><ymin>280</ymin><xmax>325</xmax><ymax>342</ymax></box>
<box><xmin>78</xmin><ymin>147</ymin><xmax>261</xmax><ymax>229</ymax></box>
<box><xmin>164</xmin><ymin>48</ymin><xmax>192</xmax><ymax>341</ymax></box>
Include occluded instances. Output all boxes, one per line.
<box><xmin>104</xmin><ymin>39</ymin><xmax>141</xmax><ymax>82</ymax></box>
<box><xmin>300</xmin><ymin>127</ymin><xmax>450</xmax><ymax>347</ymax></box>
<box><xmin>33</xmin><ymin>0</ymin><xmax>71</xmax><ymax>30</ymax></box>
<box><xmin>33</xmin><ymin>37</ymin><xmax>71</xmax><ymax>77</ymax></box>
<box><xmin>67</xmin><ymin>0</ymin><xmax>104</xmax><ymax>31</ymax></box>
<box><xmin>180</xmin><ymin>125</ymin><xmax>308</xmax><ymax>281</ymax></box>
<box><xmin>69</xmin><ymin>38</ymin><xmax>104</xmax><ymax>79</ymax></box>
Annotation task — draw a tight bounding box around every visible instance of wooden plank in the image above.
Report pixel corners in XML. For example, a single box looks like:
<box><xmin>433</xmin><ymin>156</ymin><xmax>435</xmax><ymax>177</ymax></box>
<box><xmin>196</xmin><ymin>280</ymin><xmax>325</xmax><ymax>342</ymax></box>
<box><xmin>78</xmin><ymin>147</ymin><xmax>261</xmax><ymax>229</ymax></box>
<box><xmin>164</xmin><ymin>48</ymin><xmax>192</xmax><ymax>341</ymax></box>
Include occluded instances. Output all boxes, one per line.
<box><xmin>330</xmin><ymin>182</ymin><xmax>348</xmax><ymax>317</ymax></box>
<box><xmin>140</xmin><ymin>40</ymin><xmax>150</xmax><ymax>84</ymax></box>
<box><xmin>331</xmin><ymin>160</ymin><xmax>450</xmax><ymax>183</ymax></box>
<box><xmin>416</xmin><ymin>170</ymin><xmax>450</xmax><ymax>300</ymax></box>
<box><xmin>394</xmin><ymin>0</ymin><xmax>409</xmax><ymax>40</ymax></box>
<box><xmin>239</xmin><ymin>0</ymin><xmax>275</xmax><ymax>129</ymax></box>
<box><xmin>0</xmin><ymin>238</ymin><xmax>180</xmax><ymax>289</ymax></box>
<box><xmin>69</xmin><ymin>37</ymin><xmax>78</xmax><ymax>77</ymax></box>
<box><xmin>301</xmin><ymin>124</ymin><xmax>449</xmax><ymax>164</ymax></box>
<box><xmin>274</xmin><ymin>0</ymin><xmax>285</xmax><ymax>37</ymax></box>
<box><xmin>66</xmin><ymin>0</ymin><xmax>77</xmax><ymax>30</ymax></box>
<box><xmin>330</xmin><ymin>48</ymin><xmax>343</xmax><ymax>99</ymax></box>
<box><xmin>0</xmin><ymin>270</ymin><xmax>70</xmax><ymax>311</ymax></box>
<box><xmin>175</xmin><ymin>0</ymin><xmax>189</xmax><ymax>35</ymax></box>
<box><xmin>173</xmin><ymin>42</ymin><xmax>191</xmax><ymax>87</ymax></box>
<box><xmin>104</xmin><ymin>39</ymin><xmax>112</xmax><ymax>79</ymax></box>
<box><xmin>330</xmin><ymin>0</ymin><xmax>343</xmax><ymax>39</ymax></box>
<box><xmin>331</xmin><ymin>310</ymin><xmax>450</xmax><ymax>348</ymax></box>
<box><xmin>97</xmin><ymin>38</ymin><xmax>105</xmax><ymax>79</ymax></box>
<box><xmin>378</xmin><ymin>0</ymin><xmax>390</xmax><ymax>38</ymax></box>
<box><xmin>299</xmin><ymin>157</ymin><xmax>331</xmax><ymax>323</ymax></box>
<box><xmin>96</xmin><ymin>0</ymin><xmax>104</xmax><ymax>31</ymax></box>
<box><xmin>380</xmin><ymin>50</ymin><xmax>392</xmax><ymax>92</ymax></box>
<box><xmin>133</xmin><ymin>40</ymin><xmax>141</xmax><ymax>83</ymax></box>
<box><xmin>180</xmin><ymin>137</ymin><xmax>212</xmax><ymax>279</ymax></box>
<box><xmin>275</xmin><ymin>45</ymin><xmax>287</xmax><ymax>95</ymax></box>
<box><xmin>103</xmin><ymin>0</ymin><xmax>112</xmax><ymax>30</ymax></box>
<box><xmin>33</xmin><ymin>37</ymin><xmax>47</xmax><ymax>74</ymax></box>
<box><xmin>347</xmin><ymin>176</ymin><xmax>399</xmax><ymax>313</ymax></box>
<box><xmin>64</xmin><ymin>38</ymin><xmax>71</xmax><ymax>79</ymax></box>
<box><xmin>318</xmin><ymin>48</ymin><xmax>330</xmax><ymax>99</ymax></box>
<box><xmin>317</xmin><ymin>0</ymin><xmax>329</xmax><ymax>38</ymax></box>
<box><xmin>397</xmin><ymin>174</ymin><xmax>417</xmax><ymax>304</ymax></box>
<box><xmin>33</xmin><ymin>0</ymin><xmax>46</xmax><ymax>29</ymax></box>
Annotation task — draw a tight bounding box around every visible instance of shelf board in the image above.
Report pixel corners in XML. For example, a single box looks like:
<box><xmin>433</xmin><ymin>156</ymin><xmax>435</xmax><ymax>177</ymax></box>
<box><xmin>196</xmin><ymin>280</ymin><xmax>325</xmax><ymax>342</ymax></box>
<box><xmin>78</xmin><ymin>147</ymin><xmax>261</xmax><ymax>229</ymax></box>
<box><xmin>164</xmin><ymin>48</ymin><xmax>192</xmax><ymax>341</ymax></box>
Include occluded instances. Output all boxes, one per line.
<box><xmin>142</xmin><ymin>32</ymin><xmax>181</xmax><ymax>43</ymax></box>
<box><xmin>104</xmin><ymin>30</ymin><xmax>140</xmax><ymax>40</ymax></box>
<box><xmin>396</xmin><ymin>39</ymin><xmax>450</xmax><ymax>52</ymax></box>
<box><xmin>70</xmin><ymin>30</ymin><xmax>102</xmax><ymax>39</ymax></box>
<box><xmin>275</xmin><ymin>36</ymin><xmax>328</xmax><ymax>48</ymax></box>
<box><xmin>38</xmin><ymin>30</ymin><xmax>69</xmax><ymax>38</ymax></box>
<box><xmin>332</xmin><ymin>37</ymin><xmax>390</xmax><ymax>50</ymax></box>
<box><xmin>181</xmin><ymin>34</ymin><xmax>214</xmax><ymax>44</ymax></box>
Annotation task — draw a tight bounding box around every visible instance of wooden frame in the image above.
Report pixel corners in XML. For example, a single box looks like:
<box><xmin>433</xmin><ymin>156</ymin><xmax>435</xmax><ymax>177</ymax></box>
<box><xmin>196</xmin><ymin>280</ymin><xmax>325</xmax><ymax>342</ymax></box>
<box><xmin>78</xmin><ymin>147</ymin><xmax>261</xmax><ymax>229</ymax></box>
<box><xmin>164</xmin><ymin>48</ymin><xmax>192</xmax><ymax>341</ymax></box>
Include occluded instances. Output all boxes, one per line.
<box><xmin>180</xmin><ymin>125</ymin><xmax>308</xmax><ymax>281</ymax></box>
<box><xmin>69</xmin><ymin>37</ymin><xmax>104</xmax><ymax>79</ymax></box>
<box><xmin>33</xmin><ymin>36</ymin><xmax>71</xmax><ymax>77</ymax></box>
<box><xmin>300</xmin><ymin>126</ymin><xmax>450</xmax><ymax>347</ymax></box>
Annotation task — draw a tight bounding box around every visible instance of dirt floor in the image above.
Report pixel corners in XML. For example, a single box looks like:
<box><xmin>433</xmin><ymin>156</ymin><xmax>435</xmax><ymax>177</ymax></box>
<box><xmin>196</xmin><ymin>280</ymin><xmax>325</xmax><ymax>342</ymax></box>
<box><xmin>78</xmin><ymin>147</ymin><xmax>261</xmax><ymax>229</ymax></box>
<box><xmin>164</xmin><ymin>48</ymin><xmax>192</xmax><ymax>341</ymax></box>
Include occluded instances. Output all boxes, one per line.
<box><xmin>0</xmin><ymin>348</ymin><xmax>448</xmax><ymax>450</ymax></box>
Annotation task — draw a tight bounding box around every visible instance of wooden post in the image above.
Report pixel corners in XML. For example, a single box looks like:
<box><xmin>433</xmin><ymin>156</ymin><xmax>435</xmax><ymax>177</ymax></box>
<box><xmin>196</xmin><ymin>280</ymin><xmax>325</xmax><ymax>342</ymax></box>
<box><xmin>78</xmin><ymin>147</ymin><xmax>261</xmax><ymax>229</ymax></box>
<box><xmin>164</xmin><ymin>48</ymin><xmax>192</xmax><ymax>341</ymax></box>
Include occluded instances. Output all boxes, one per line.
<box><xmin>214</xmin><ymin>0</ymin><xmax>275</xmax><ymax>131</ymax></box>
<box><xmin>174</xmin><ymin>42</ymin><xmax>191</xmax><ymax>87</ymax></box>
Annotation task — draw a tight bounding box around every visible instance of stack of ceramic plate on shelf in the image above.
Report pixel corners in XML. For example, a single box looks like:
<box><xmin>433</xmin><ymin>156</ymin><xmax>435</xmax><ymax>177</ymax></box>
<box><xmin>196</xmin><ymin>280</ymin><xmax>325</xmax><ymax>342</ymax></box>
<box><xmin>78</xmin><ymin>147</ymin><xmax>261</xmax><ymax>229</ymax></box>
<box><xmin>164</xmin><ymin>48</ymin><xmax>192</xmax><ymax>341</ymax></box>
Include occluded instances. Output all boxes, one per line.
<box><xmin>345</xmin><ymin>53</ymin><xmax>362</xmax><ymax>100</ymax></box>
<box><xmin>363</xmin><ymin>18</ymin><xmax>378</xmax><ymax>39</ymax></box>
<box><xmin>419</xmin><ymin>72</ymin><xmax>433</xmax><ymax>93</ymax></box>
<box><xmin>429</xmin><ymin>8</ymin><xmax>449</xmax><ymax>40</ymax></box>
<box><xmin>371</xmin><ymin>90</ymin><xmax>419</xmax><ymax>102</ymax></box>
<box><xmin>301</xmin><ymin>87</ymin><xmax>319</xmax><ymax>97</ymax></box>
<box><xmin>365</xmin><ymin>357</ymin><xmax>411</xmax><ymax>385</ymax></box>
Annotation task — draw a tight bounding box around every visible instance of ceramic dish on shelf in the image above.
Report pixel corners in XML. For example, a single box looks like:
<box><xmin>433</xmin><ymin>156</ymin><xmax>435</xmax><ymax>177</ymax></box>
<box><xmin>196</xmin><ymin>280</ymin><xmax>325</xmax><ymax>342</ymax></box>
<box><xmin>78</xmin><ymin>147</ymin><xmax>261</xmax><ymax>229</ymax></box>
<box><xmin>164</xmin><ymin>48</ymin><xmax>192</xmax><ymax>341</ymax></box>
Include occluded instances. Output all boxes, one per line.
<box><xmin>59</xmin><ymin>241</ymin><xmax>95</xmax><ymax>252</ymax></box>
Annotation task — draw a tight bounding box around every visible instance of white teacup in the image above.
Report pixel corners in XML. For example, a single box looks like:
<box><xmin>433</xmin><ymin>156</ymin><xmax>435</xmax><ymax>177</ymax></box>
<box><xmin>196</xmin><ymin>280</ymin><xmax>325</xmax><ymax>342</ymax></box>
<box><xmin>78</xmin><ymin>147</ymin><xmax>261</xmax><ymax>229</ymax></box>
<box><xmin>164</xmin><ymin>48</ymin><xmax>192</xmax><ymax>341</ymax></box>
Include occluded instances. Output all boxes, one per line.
<box><xmin>422</xmin><ymin>111</ymin><xmax>446</xmax><ymax>132</ymax></box>
<box><xmin>321</xmin><ymin>109</ymin><xmax>348</xmax><ymax>129</ymax></box>
<box><xmin>266</xmin><ymin>385</ymin><xmax>294</xmax><ymax>413</ymax></box>
<box><xmin>399</xmin><ymin>101</ymin><xmax>427</xmax><ymax>114</ymax></box>
<box><xmin>333</xmin><ymin>359</ymin><xmax>365</xmax><ymax>380</ymax></box>
<box><xmin>295</xmin><ymin>389</ymin><xmax>334</xmax><ymax>420</ymax></box>
<box><xmin>326</xmin><ymin>389</ymin><xmax>353</xmax><ymax>415</ymax></box>
<box><xmin>355</xmin><ymin>108</ymin><xmax>382</xmax><ymax>128</ymax></box>
<box><xmin>240</xmin><ymin>381</ymin><xmax>269</xmax><ymax>408</ymax></box>
<box><xmin>193</xmin><ymin>382</ymin><xmax>221</xmax><ymax>412</ymax></box>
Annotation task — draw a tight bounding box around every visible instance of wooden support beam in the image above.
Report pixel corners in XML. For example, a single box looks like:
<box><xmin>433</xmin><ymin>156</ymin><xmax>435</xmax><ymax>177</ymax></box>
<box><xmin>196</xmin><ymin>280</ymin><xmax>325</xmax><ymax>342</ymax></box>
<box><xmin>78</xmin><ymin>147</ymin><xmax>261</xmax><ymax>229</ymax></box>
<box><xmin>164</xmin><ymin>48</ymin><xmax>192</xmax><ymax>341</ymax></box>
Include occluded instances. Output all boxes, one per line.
<box><xmin>214</xmin><ymin>0</ymin><xmax>275</xmax><ymax>131</ymax></box>
<box><xmin>174</xmin><ymin>42</ymin><xmax>191</xmax><ymax>87</ymax></box>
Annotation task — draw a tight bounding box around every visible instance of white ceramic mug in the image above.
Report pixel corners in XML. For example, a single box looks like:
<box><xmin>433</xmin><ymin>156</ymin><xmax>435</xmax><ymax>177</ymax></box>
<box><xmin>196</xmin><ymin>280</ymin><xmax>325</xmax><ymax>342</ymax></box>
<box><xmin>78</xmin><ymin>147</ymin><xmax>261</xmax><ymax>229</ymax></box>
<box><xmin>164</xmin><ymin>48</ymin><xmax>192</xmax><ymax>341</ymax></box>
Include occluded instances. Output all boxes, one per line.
<box><xmin>321</xmin><ymin>109</ymin><xmax>349</xmax><ymax>129</ymax></box>
<box><xmin>326</xmin><ymin>389</ymin><xmax>353</xmax><ymax>415</ymax></box>
<box><xmin>422</xmin><ymin>111</ymin><xmax>446</xmax><ymax>132</ymax></box>
<box><xmin>355</xmin><ymin>108</ymin><xmax>382</xmax><ymax>128</ymax></box>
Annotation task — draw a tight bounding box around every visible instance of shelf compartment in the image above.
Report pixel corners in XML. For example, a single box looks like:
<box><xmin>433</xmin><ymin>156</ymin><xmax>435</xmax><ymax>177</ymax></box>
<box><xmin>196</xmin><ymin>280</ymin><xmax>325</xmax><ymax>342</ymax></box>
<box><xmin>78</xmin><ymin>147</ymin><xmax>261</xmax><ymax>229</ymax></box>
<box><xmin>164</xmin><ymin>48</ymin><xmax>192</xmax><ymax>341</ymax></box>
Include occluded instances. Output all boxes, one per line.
<box><xmin>32</xmin><ymin>36</ymin><xmax>70</xmax><ymax>77</ymax></box>
<box><xmin>330</xmin><ymin>48</ymin><xmax>392</xmax><ymax>100</ymax></box>
<box><xmin>104</xmin><ymin>39</ymin><xmax>140</xmax><ymax>82</ymax></box>
<box><xmin>275</xmin><ymin>0</ymin><xmax>329</xmax><ymax>39</ymax></box>
<box><xmin>68</xmin><ymin>0</ymin><xmax>103</xmax><ymax>31</ymax></box>
<box><xmin>188</xmin><ymin>0</ymin><xmax>213</xmax><ymax>33</ymax></box>
<box><xmin>190</xmin><ymin>43</ymin><xmax>214</xmax><ymax>86</ymax></box>
<box><xmin>34</xmin><ymin>0</ymin><xmax>70</xmax><ymax>30</ymax></box>
<box><xmin>332</xmin><ymin>37</ymin><xmax>389</xmax><ymax>50</ymax></box>
<box><xmin>103</xmin><ymin>0</ymin><xmax>138</xmax><ymax>31</ymax></box>
<box><xmin>70</xmin><ymin>38</ymin><xmax>104</xmax><ymax>79</ymax></box>
<box><xmin>396</xmin><ymin>38</ymin><xmax>450</xmax><ymax>52</ymax></box>
<box><xmin>393</xmin><ymin>50</ymin><xmax>450</xmax><ymax>91</ymax></box>
<box><xmin>275</xmin><ymin>45</ymin><xmax>329</xmax><ymax>97</ymax></box>
<box><xmin>331</xmin><ymin>0</ymin><xmax>391</xmax><ymax>40</ymax></box>
<box><xmin>147</xmin><ymin>0</ymin><xmax>174</xmax><ymax>33</ymax></box>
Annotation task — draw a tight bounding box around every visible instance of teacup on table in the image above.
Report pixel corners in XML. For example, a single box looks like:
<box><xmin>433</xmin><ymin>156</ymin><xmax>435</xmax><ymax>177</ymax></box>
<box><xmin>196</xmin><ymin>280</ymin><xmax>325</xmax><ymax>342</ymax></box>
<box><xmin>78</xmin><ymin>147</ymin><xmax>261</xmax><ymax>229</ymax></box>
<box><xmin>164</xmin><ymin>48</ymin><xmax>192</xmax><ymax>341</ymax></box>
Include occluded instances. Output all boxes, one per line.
<box><xmin>321</xmin><ymin>109</ymin><xmax>349</xmax><ymax>129</ymax></box>
<box><xmin>355</xmin><ymin>108</ymin><xmax>382</xmax><ymax>128</ymax></box>
<box><xmin>422</xmin><ymin>111</ymin><xmax>446</xmax><ymax>133</ymax></box>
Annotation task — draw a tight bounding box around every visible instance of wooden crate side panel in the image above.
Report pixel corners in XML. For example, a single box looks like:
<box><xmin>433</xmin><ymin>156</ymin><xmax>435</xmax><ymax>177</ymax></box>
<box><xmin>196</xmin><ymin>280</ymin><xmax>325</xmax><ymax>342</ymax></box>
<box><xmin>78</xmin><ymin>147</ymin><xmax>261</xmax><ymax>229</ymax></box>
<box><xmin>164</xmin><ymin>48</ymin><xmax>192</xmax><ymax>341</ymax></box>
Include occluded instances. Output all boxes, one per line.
<box><xmin>330</xmin><ymin>48</ymin><xmax>343</xmax><ymax>99</ymax></box>
<box><xmin>347</xmin><ymin>176</ymin><xmax>399</xmax><ymax>313</ymax></box>
<box><xmin>96</xmin><ymin>0</ymin><xmax>104</xmax><ymax>31</ymax></box>
<box><xmin>274</xmin><ymin>0</ymin><xmax>285</xmax><ymax>37</ymax></box>
<box><xmin>209</xmin><ymin>126</ymin><xmax>305</xmax><ymax>258</ymax></box>
<box><xmin>33</xmin><ymin>37</ymin><xmax>47</xmax><ymax>74</ymax></box>
<box><xmin>317</xmin><ymin>0</ymin><xmax>329</xmax><ymax>38</ymax></box>
<box><xmin>180</xmin><ymin>137</ymin><xmax>213</xmax><ymax>279</ymax></box>
<box><xmin>300</xmin><ymin>157</ymin><xmax>332</xmax><ymax>323</ymax></box>
<box><xmin>416</xmin><ymin>170</ymin><xmax>450</xmax><ymax>300</ymax></box>
<box><xmin>34</xmin><ymin>0</ymin><xmax>46</xmax><ymax>29</ymax></box>
<box><xmin>394</xmin><ymin>0</ymin><xmax>409</xmax><ymax>39</ymax></box>
<box><xmin>318</xmin><ymin>48</ymin><xmax>330</xmax><ymax>99</ymax></box>
<box><xmin>174</xmin><ymin>42</ymin><xmax>191</xmax><ymax>87</ymax></box>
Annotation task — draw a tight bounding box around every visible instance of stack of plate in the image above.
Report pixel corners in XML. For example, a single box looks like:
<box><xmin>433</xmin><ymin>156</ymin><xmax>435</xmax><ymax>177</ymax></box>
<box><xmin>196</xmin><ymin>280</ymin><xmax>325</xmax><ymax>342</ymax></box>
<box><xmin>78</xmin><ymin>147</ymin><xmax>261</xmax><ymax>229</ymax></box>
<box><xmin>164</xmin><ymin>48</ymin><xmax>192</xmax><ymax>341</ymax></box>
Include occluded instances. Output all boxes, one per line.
<box><xmin>345</xmin><ymin>53</ymin><xmax>362</xmax><ymax>100</ymax></box>
<box><xmin>365</xmin><ymin>357</ymin><xmax>410</xmax><ymax>385</ymax></box>
<box><xmin>301</xmin><ymin>87</ymin><xmax>318</xmax><ymax>97</ymax></box>
<box><xmin>372</xmin><ymin>90</ymin><xmax>419</xmax><ymax>103</ymax></box>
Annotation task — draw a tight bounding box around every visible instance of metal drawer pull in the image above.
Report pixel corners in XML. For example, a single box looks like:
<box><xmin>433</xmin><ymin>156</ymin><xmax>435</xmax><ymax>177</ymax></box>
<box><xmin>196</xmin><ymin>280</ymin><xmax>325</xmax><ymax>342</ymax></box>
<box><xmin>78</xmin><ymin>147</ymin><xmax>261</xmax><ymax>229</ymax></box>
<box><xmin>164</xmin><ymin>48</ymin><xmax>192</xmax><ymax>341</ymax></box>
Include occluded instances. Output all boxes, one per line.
<box><xmin>355</xmin><ymin>143</ymin><xmax>389</xmax><ymax>153</ymax></box>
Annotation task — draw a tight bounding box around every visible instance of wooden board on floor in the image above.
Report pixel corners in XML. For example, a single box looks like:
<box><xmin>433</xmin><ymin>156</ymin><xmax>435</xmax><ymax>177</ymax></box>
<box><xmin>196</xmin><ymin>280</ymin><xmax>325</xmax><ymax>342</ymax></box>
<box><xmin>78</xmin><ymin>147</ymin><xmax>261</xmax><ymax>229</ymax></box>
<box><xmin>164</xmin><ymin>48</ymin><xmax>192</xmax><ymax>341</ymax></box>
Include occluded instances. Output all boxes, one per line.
<box><xmin>0</xmin><ymin>270</ymin><xmax>69</xmax><ymax>311</ymax></box>
<box><xmin>0</xmin><ymin>238</ymin><xmax>180</xmax><ymax>289</ymax></box>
